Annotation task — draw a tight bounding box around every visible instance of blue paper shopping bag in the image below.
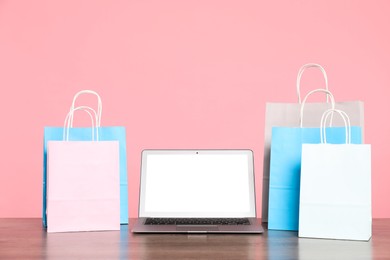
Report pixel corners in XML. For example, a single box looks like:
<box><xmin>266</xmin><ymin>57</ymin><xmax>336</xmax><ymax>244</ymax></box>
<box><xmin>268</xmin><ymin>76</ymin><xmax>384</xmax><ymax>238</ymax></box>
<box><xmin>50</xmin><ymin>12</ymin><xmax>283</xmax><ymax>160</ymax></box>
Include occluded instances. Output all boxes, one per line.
<box><xmin>43</xmin><ymin>127</ymin><xmax>128</xmax><ymax>226</ymax></box>
<box><xmin>268</xmin><ymin>126</ymin><xmax>362</xmax><ymax>231</ymax></box>
<box><xmin>267</xmin><ymin>88</ymin><xmax>363</xmax><ymax>231</ymax></box>
<box><xmin>43</xmin><ymin>90</ymin><xmax>128</xmax><ymax>226</ymax></box>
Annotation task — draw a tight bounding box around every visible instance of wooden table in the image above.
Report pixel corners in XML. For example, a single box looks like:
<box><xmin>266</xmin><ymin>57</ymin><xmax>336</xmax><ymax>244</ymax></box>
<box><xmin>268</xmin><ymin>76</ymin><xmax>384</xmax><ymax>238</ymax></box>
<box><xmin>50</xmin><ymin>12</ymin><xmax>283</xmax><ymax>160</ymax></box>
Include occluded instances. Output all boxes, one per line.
<box><xmin>1</xmin><ymin>219</ymin><xmax>389</xmax><ymax>259</ymax></box>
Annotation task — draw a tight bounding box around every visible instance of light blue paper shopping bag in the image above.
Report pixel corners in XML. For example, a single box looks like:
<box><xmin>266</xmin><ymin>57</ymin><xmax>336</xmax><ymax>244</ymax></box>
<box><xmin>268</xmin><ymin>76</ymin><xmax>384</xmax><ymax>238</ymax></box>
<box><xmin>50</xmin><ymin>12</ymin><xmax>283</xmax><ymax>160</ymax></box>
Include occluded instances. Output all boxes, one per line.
<box><xmin>268</xmin><ymin>126</ymin><xmax>362</xmax><ymax>231</ymax></box>
<box><xmin>267</xmin><ymin>88</ymin><xmax>363</xmax><ymax>231</ymax></box>
<box><xmin>43</xmin><ymin>90</ymin><xmax>128</xmax><ymax>226</ymax></box>
<box><xmin>43</xmin><ymin>126</ymin><xmax>128</xmax><ymax>226</ymax></box>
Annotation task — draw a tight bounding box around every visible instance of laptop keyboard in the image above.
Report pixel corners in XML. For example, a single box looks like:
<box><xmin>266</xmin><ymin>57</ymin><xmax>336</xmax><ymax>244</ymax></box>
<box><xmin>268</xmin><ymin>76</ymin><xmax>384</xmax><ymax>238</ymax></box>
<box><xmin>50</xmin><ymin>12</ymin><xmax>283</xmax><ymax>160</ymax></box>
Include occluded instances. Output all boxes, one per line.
<box><xmin>144</xmin><ymin>218</ymin><xmax>251</xmax><ymax>225</ymax></box>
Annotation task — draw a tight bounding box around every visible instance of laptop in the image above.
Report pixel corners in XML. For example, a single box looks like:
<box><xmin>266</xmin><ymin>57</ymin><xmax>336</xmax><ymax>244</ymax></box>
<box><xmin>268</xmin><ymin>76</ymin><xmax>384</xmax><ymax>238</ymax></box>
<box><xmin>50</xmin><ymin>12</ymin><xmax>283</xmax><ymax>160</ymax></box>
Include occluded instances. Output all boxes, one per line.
<box><xmin>132</xmin><ymin>149</ymin><xmax>264</xmax><ymax>234</ymax></box>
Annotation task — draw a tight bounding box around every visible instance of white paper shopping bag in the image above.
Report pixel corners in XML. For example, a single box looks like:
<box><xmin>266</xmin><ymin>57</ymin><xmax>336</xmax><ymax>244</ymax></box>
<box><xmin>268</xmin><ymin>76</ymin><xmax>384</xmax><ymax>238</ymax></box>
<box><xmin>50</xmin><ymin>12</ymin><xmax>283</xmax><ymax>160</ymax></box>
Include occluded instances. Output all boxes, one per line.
<box><xmin>46</xmin><ymin>107</ymin><xmax>120</xmax><ymax>233</ymax></box>
<box><xmin>299</xmin><ymin>109</ymin><xmax>371</xmax><ymax>241</ymax></box>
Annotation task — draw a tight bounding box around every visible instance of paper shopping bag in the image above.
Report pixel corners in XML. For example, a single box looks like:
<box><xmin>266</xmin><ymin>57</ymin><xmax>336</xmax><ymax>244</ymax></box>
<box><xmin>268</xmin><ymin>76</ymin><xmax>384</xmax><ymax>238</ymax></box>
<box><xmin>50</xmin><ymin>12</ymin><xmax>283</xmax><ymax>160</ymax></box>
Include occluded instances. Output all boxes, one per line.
<box><xmin>43</xmin><ymin>90</ymin><xmax>128</xmax><ymax>226</ymax></box>
<box><xmin>262</xmin><ymin>64</ymin><xmax>364</xmax><ymax>222</ymax></box>
<box><xmin>46</xmin><ymin>106</ymin><xmax>120</xmax><ymax>233</ymax></box>
<box><xmin>267</xmin><ymin>89</ymin><xmax>362</xmax><ymax>231</ymax></box>
<box><xmin>47</xmin><ymin>141</ymin><xmax>120</xmax><ymax>233</ymax></box>
<box><xmin>299</xmin><ymin>109</ymin><xmax>371</xmax><ymax>241</ymax></box>
<box><xmin>268</xmin><ymin>126</ymin><xmax>362</xmax><ymax>231</ymax></box>
<box><xmin>43</xmin><ymin>126</ymin><xmax>128</xmax><ymax>225</ymax></box>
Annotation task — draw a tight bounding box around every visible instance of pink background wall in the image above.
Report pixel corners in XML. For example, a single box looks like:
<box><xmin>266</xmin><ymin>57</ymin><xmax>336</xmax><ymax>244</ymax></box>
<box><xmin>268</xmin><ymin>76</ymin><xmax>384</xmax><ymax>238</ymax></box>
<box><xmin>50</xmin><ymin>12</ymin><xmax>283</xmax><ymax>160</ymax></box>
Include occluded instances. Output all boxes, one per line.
<box><xmin>0</xmin><ymin>1</ymin><xmax>389</xmax><ymax>218</ymax></box>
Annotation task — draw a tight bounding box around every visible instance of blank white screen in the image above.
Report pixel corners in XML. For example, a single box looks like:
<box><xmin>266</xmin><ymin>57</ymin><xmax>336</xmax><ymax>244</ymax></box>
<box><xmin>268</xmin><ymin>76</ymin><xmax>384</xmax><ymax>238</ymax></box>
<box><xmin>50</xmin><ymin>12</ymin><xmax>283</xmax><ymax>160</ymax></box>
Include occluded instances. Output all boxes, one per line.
<box><xmin>141</xmin><ymin>152</ymin><xmax>254</xmax><ymax>217</ymax></box>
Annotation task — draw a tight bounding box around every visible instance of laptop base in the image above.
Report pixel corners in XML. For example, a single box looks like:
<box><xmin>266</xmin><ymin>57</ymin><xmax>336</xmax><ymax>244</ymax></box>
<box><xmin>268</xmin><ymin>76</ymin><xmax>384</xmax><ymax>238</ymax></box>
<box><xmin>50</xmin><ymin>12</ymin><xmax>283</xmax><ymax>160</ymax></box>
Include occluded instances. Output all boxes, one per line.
<box><xmin>132</xmin><ymin>218</ymin><xmax>264</xmax><ymax>234</ymax></box>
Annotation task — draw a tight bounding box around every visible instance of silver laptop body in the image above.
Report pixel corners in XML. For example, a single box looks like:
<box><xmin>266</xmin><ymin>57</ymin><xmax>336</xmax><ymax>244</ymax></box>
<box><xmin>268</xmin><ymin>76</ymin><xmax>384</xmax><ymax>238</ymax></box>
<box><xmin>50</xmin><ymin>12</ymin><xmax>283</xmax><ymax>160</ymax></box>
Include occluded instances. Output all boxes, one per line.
<box><xmin>132</xmin><ymin>150</ymin><xmax>264</xmax><ymax>234</ymax></box>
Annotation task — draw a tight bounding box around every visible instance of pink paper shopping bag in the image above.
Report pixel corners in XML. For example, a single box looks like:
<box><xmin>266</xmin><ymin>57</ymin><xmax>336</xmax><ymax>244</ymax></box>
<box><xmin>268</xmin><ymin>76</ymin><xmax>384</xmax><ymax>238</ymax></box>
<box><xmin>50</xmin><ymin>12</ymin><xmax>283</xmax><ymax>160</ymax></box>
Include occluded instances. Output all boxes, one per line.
<box><xmin>46</xmin><ymin>107</ymin><xmax>120</xmax><ymax>233</ymax></box>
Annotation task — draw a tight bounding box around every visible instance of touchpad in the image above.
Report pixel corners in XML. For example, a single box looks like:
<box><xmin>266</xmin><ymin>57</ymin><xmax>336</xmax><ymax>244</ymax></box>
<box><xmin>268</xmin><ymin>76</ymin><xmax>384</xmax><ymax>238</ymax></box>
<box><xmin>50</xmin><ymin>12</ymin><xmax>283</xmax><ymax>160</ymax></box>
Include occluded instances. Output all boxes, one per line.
<box><xmin>176</xmin><ymin>225</ymin><xmax>219</xmax><ymax>232</ymax></box>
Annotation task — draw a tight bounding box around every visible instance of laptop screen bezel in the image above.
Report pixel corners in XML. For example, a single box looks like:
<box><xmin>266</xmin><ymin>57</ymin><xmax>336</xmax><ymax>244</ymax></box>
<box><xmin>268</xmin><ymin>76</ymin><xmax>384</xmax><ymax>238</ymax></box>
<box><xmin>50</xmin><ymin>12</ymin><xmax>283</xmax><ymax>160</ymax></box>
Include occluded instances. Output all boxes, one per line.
<box><xmin>138</xmin><ymin>149</ymin><xmax>256</xmax><ymax>218</ymax></box>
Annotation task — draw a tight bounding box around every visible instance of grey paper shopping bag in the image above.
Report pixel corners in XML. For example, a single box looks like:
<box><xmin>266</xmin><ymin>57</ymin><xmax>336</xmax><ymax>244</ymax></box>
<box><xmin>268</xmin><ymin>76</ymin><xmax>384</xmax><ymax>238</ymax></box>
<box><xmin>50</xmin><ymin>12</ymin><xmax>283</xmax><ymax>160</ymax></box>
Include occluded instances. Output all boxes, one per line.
<box><xmin>262</xmin><ymin>63</ymin><xmax>364</xmax><ymax>222</ymax></box>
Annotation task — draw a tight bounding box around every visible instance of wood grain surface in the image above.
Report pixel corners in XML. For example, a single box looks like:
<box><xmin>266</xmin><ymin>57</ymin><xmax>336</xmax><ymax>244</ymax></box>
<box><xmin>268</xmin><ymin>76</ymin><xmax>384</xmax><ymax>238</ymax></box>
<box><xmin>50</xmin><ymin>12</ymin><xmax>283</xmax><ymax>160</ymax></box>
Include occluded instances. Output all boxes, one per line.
<box><xmin>0</xmin><ymin>219</ymin><xmax>388</xmax><ymax>259</ymax></box>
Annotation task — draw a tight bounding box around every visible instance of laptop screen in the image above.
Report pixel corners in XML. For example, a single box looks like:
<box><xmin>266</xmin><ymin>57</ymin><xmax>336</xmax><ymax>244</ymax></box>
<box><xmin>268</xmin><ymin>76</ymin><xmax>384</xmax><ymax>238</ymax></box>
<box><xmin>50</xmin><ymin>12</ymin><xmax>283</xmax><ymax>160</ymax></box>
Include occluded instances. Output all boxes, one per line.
<box><xmin>139</xmin><ymin>150</ymin><xmax>256</xmax><ymax>218</ymax></box>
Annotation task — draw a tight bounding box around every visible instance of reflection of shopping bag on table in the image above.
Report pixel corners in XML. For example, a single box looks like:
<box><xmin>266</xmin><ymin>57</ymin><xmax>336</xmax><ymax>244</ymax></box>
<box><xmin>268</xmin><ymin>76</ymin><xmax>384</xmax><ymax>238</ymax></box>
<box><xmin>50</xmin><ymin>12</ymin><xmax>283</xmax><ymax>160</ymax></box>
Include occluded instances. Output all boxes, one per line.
<box><xmin>299</xmin><ymin>109</ymin><xmax>371</xmax><ymax>241</ymax></box>
<box><xmin>46</xmin><ymin>107</ymin><xmax>120</xmax><ymax>233</ymax></box>
<box><xmin>262</xmin><ymin>64</ymin><xmax>364</xmax><ymax>222</ymax></box>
